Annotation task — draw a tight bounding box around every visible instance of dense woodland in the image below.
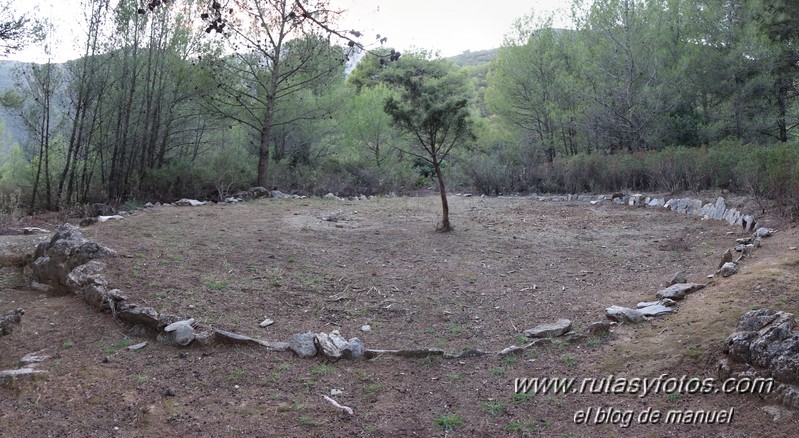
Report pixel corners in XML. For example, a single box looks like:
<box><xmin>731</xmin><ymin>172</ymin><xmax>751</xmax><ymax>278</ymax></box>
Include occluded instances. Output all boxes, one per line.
<box><xmin>0</xmin><ymin>0</ymin><xmax>797</xmax><ymax>217</ymax></box>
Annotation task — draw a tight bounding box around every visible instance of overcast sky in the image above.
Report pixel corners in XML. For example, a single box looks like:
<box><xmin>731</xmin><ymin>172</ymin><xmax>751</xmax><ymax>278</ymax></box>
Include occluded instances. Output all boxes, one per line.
<box><xmin>2</xmin><ymin>0</ymin><xmax>571</xmax><ymax>63</ymax></box>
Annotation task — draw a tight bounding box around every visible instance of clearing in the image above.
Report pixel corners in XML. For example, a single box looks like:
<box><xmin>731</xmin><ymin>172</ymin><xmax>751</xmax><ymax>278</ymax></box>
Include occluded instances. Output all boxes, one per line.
<box><xmin>1</xmin><ymin>194</ymin><xmax>798</xmax><ymax>436</ymax></box>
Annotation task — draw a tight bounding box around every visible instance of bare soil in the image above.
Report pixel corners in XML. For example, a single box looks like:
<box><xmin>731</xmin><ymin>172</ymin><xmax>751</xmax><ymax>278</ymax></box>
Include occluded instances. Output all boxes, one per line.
<box><xmin>2</xmin><ymin>194</ymin><xmax>798</xmax><ymax>437</ymax></box>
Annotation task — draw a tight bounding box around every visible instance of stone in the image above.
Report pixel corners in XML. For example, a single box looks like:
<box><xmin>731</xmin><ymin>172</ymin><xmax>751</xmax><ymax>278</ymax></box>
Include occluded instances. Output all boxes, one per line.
<box><xmin>660</xmin><ymin>298</ymin><xmax>677</xmax><ymax>307</ymax></box>
<box><xmin>79</xmin><ymin>217</ymin><xmax>98</xmax><ymax>227</ymax></box>
<box><xmin>637</xmin><ymin>304</ymin><xmax>674</xmax><ymax>317</ymax></box>
<box><xmin>584</xmin><ymin>321</ymin><xmax>611</xmax><ymax>336</ymax></box>
<box><xmin>330</xmin><ymin>389</ymin><xmax>343</xmax><ymax>396</ymax></box>
<box><xmin>174</xmin><ymin>198</ymin><xmax>206</xmax><ymax>207</ymax></box>
<box><xmin>721</xmin><ymin>309</ymin><xmax>799</xmax><ymax>409</ymax></box>
<box><xmin>19</xmin><ymin>352</ymin><xmax>50</xmax><ymax>367</ymax></box>
<box><xmin>523</xmin><ymin>319</ymin><xmax>573</xmax><ymax>338</ymax></box>
<box><xmin>324</xmin><ymin>193</ymin><xmax>338</xmax><ymax>199</ymax></box>
<box><xmin>290</xmin><ymin>332</ymin><xmax>318</xmax><ymax>358</ymax></box>
<box><xmin>127</xmin><ymin>341</ymin><xmax>147</xmax><ymax>351</ymax></box>
<box><xmin>605</xmin><ymin>306</ymin><xmax>648</xmax><ymax>324</ymax></box>
<box><xmin>97</xmin><ymin>215</ymin><xmax>124</xmax><ymax>222</ymax></box>
<box><xmin>259</xmin><ymin>318</ymin><xmax>274</xmax><ymax>328</ymax></box>
<box><xmin>742</xmin><ymin>215</ymin><xmax>757</xmax><ymax>233</ymax></box>
<box><xmin>213</xmin><ymin>329</ymin><xmax>288</xmax><ymax>351</ymax></box>
<box><xmin>719</xmin><ymin>262</ymin><xmax>738</xmax><ymax>277</ymax></box>
<box><xmin>718</xmin><ymin>249</ymin><xmax>733</xmax><ymax>269</ymax></box>
<box><xmin>669</xmin><ymin>271</ymin><xmax>687</xmax><ymax>286</ymax></box>
<box><xmin>360</xmin><ymin>324</ymin><xmax>371</xmax><ymax>332</ymax></box>
<box><xmin>247</xmin><ymin>186</ymin><xmax>271</xmax><ymax>199</ymax></box>
<box><xmin>656</xmin><ymin>283</ymin><xmax>705</xmax><ymax>300</ymax></box>
<box><xmin>117</xmin><ymin>304</ymin><xmax>160</xmax><ymax>329</ymax></box>
<box><xmin>66</xmin><ymin>260</ymin><xmax>107</xmax><ymax>292</ymax></box>
<box><xmin>164</xmin><ymin>318</ymin><xmax>195</xmax><ymax>332</ymax></box>
<box><xmin>270</xmin><ymin>190</ymin><xmax>290</xmax><ymax>199</ymax></box>
<box><xmin>1</xmin><ymin>308</ymin><xmax>24</xmax><ymax>336</ymax></box>
<box><xmin>0</xmin><ymin>368</ymin><xmax>49</xmax><ymax>389</ymax></box>
<box><xmin>171</xmin><ymin>324</ymin><xmax>195</xmax><ymax>346</ymax></box>
<box><xmin>315</xmin><ymin>330</ymin><xmax>350</xmax><ymax>359</ymax></box>
<box><xmin>761</xmin><ymin>405</ymin><xmax>795</xmax><ymax>423</ymax></box>
<box><xmin>0</xmin><ymin>234</ymin><xmax>51</xmax><ymax>267</ymax></box>
<box><xmin>754</xmin><ymin>227</ymin><xmax>774</xmax><ymax>238</ymax></box>
<box><xmin>21</xmin><ymin>227</ymin><xmax>50</xmax><ymax>234</ymax></box>
<box><xmin>144</xmin><ymin>202</ymin><xmax>154</xmax><ymax>208</ymax></box>
<box><xmin>343</xmin><ymin>337</ymin><xmax>364</xmax><ymax>359</ymax></box>
<box><xmin>27</xmin><ymin>224</ymin><xmax>116</xmax><ymax>292</ymax></box>
<box><xmin>224</xmin><ymin>197</ymin><xmax>241</xmax><ymax>203</ymax></box>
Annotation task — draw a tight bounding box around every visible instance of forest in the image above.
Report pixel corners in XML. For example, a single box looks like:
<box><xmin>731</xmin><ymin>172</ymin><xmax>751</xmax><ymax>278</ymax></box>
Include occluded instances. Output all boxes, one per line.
<box><xmin>0</xmin><ymin>0</ymin><xmax>797</xmax><ymax>216</ymax></box>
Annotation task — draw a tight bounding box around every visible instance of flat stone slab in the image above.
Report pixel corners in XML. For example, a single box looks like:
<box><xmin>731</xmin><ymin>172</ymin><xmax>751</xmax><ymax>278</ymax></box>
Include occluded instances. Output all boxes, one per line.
<box><xmin>0</xmin><ymin>368</ymin><xmax>49</xmax><ymax>388</ymax></box>
<box><xmin>523</xmin><ymin>319</ymin><xmax>573</xmax><ymax>338</ymax></box>
<box><xmin>605</xmin><ymin>306</ymin><xmax>648</xmax><ymax>324</ymax></box>
<box><xmin>656</xmin><ymin>283</ymin><xmax>705</xmax><ymax>300</ymax></box>
<box><xmin>213</xmin><ymin>329</ymin><xmax>289</xmax><ymax>351</ymax></box>
<box><xmin>638</xmin><ymin>304</ymin><xmax>674</xmax><ymax>317</ymax></box>
<box><xmin>0</xmin><ymin>234</ymin><xmax>51</xmax><ymax>267</ymax></box>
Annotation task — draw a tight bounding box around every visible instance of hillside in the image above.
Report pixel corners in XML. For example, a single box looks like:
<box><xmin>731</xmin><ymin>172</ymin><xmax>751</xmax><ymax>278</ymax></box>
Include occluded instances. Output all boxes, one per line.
<box><xmin>0</xmin><ymin>60</ymin><xmax>29</xmax><ymax>155</ymax></box>
<box><xmin>447</xmin><ymin>48</ymin><xmax>498</xmax><ymax>66</ymax></box>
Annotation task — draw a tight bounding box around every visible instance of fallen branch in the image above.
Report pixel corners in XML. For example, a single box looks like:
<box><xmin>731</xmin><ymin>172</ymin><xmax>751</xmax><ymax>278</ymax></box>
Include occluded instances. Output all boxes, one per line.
<box><xmin>323</xmin><ymin>395</ymin><xmax>353</xmax><ymax>415</ymax></box>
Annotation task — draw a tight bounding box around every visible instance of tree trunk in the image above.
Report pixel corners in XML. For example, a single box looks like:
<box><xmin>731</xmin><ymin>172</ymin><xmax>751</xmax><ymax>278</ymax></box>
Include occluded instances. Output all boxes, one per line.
<box><xmin>433</xmin><ymin>159</ymin><xmax>451</xmax><ymax>232</ymax></box>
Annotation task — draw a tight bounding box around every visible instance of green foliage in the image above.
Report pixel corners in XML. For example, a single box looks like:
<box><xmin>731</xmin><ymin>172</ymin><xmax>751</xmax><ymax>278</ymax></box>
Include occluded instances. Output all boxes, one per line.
<box><xmin>433</xmin><ymin>414</ymin><xmax>463</xmax><ymax>431</ymax></box>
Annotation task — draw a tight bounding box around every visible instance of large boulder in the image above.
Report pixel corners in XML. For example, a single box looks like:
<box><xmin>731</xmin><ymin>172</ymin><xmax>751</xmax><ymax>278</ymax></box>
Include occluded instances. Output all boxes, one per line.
<box><xmin>720</xmin><ymin>309</ymin><xmax>799</xmax><ymax>409</ymax></box>
<box><xmin>0</xmin><ymin>234</ymin><xmax>52</xmax><ymax>267</ymax></box>
<box><xmin>1</xmin><ymin>308</ymin><xmax>24</xmax><ymax>336</ymax></box>
<box><xmin>26</xmin><ymin>224</ymin><xmax>116</xmax><ymax>292</ymax></box>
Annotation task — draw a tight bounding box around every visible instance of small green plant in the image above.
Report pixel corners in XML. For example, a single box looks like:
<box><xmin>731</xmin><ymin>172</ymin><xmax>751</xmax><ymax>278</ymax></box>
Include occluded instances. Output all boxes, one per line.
<box><xmin>513</xmin><ymin>392</ymin><xmax>534</xmax><ymax>405</ymax></box>
<box><xmin>490</xmin><ymin>367</ymin><xmax>506</xmax><ymax>377</ymax></box>
<box><xmin>502</xmin><ymin>356</ymin><xmax>517</xmax><ymax>366</ymax></box>
<box><xmin>666</xmin><ymin>392</ymin><xmax>681</xmax><ymax>403</ymax></box>
<box><xmin>225</xmin><ymin>369</ymin><xmax>247</xmax><ymax>381</ymax></box>
<box><xmin>298</xmin><ymin>416</ymin><xmax>315</xmax><ymax>426</ymax></box>
<box><xmin>587</xmin><ymin>336</ymin><xmax>605</xmax><ymax>347</ymax></box>
<box><xmin>365</xmin><ymin>383</ymin><xmax>383</xmax><ymax>397</ymax></box>
<box><xmin>446</xmin><ymin>373</ymin><xmax>463</xmax><ymax>381</ymax></box>
<box><xmin>561</xmin><ymin>353</ymin><xmax>578</xmax><ymax>368</ymax></box>
<box><xmin>203</xmin><ymin>278</ymin><xmax>227</xmax><ymax>290</ymax></box>
<box><xmin>424</xmin><ymin>327</ymin><xmax>436</xmax><ymax>335</ymax></box>
<box><xmin>311</xmin><ymin>364</ymin><xmax>333</xmax><ymax>376</ymax></box>
<box><xmin>287</xmin><ymin>257</ymin><xmax>295</xmax><ymax>263</ymax></box>
<box><xmin>434</xmin><ymin>414</ymin><xmax>463</xmax><ymax>431</ymax></box>
<box><xmin>514</xmin><ymin>334</ymin><xmax>528</xmax><ymax>344</ymax></box>
<box><xmin>448</xmin><ymin>324</ymin><xmax>462</xmax><ymax>336</ymax></box>
<box><xmin>481</xmin><ymin>401</ymin><xmax>505</xmax><ymax>416</ymax></box>
<box><xmin>420</xmin><ymin>354</ymin><xmax>438</xmax><ymax>366</ymax></box>
<box><xmin>62</xmin><ymin>339</ymin><xmax>75</xmax><ymax>349</ymax></box>
<box><xmin>278</xmin><ymin>363</ymin><xmax>292</xmax><ymax>373</ymax></box>
<box><xmin>133</xmin><ymin>374</ymin><xmax>150</xmax><ymax>383</ymax></box>
<box><xmin>506</xmin><ymin>420</ymin><xmax>537</xmax><ymax>436</ymax></box>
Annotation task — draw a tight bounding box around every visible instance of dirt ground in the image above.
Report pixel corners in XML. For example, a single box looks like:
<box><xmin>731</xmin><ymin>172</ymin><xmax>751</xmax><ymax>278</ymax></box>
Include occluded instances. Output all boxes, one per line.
<box><xmin>2</xmin><ymin>194</ymin><xmax>799</xmax><ymax>437</ymax></box>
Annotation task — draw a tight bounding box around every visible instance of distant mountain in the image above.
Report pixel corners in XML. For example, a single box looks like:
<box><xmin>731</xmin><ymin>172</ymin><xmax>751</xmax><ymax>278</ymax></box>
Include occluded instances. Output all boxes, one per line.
<box><xmin>0</xmin><ymin>60</ymin><xmax>29</xmax><ymax>156</ymax></box>
<box><xmin>447</xmin><ymin>48</ymin><xmax>498</xmax><ymax>67</ymax></box>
